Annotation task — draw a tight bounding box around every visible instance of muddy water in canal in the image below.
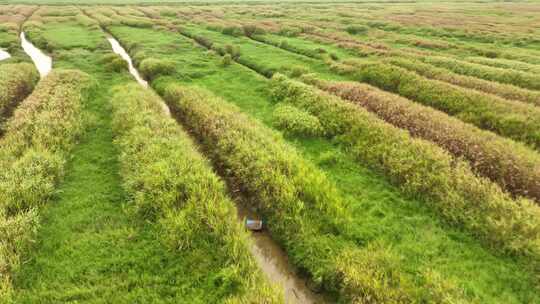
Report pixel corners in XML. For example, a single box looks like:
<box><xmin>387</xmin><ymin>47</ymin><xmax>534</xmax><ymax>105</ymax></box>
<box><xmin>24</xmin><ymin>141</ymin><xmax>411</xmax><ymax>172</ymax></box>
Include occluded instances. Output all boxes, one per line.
<box><xmin>237</xmin><ymin>205</ymin><xmax>326</xmax><ymax>304</ymax></box>
<box><xmin>108</xmin><ymin>34</ymin><xmax>318</xmax><ymax>303</ymax></box>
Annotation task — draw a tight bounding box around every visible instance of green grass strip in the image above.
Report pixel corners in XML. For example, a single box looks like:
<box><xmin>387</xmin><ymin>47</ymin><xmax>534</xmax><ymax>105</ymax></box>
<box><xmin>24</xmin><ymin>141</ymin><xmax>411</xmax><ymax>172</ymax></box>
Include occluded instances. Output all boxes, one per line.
<box><xmin>0</xmin><ymin>69</ymin><xmax>93</xmax><ymax>301</ymax></box>
<box><xmin>424</xmin><ymin>56</ymin><xmax>540</xmax><ymax>91</ymax></box>
<box><xmin>270</xmin><ymin>74</ymin><xmax>540</xmax><ymax>262</ymax></box>
<box><xmin>161</xmin><ymin>84</ymin><xmax>432</xmax><ymax>302</ymax></box>
<box><xmin>350</xmin><ymin>62</ymin><xmax>540</xmax><ymax>149</ymax></box>
<box><xmin>110</xmin><ymin>83</ymin><xmax>281</xmax><ymax>302</ymax></box>
<box><xmin>387</xmin><ymin>56</ymin><xmax>540</xmax><ymax>107</ymax></box>
<box><xmin>301</xmin><ymin>74</ymin><xmax>540</xmax><ymax>203</ymax></box>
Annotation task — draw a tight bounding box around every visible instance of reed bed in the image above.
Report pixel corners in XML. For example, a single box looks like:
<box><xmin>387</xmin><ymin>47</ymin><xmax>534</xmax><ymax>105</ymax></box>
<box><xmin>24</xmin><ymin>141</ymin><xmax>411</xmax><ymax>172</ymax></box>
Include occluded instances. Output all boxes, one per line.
<box><xmin>351</xmin><ymin>62</ymin><xmax>540</xmax><ymax>149</ymax></box>
<box><xmin>387</xmin><ymin>56</ymin><xmax>540</xmax><ymax>107</ymax></box>
<box><xmin>0</xmin><ymin>63</ymin><xmax>39</xmax><ymax>124</ymax></box>
<box><xmin>466</xmin><ymin>56</ymin><xmax>540</xmax><ymax>74</ymax></box>
<box><xmin>161</xmin><ymin>84</ymin><xmax>447</xmax><ymax>303</ymax></box>
<box><xmin>302</xmin><ymin>75</ymin><xmax>540</xmax><ymax>202</ymax></box>
<box><xmin>110</xmin><ymin>84</ymin><xmax>281</xmax><ymax>303</ymax></box>
<box><xmin>0</xmin><ymin>70</ymin><xmax>93</xmax><ymax>300</ymax></box>
<box><xmin>424</xmin><ymin>56</ymin><xmax>540</xmax><ymax>91</ymax></box>
<box><xmin>270</xmin><ymin>74</ymin><xmax>540</xmax><ymax>262</ymax></box>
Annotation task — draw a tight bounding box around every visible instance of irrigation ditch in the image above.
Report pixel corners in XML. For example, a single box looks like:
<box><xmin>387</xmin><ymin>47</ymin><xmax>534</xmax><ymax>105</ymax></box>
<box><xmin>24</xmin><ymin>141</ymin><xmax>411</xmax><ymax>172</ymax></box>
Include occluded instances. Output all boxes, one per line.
<box><xmin>0</xmin><ymin>49</ymin><xmax>10</xmax><ymax>61</ymax></box>
<box><xmin>102</xmin><ymin>27</ymin><xmax>325</xmax><ymax>303</ymax></box>
<box><xmin>20</xmin><ymin>32</ymin><xmax>52</xmax><ymax>77</ymax></box>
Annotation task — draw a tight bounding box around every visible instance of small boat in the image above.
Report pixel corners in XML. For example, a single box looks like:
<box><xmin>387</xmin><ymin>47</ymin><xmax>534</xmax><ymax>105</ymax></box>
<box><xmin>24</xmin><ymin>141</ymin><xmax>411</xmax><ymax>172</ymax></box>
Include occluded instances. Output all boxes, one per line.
<box><xmin>246</xmin><ymin>219</ymin><xmax>263</xmax><ymax>231</ymax></box>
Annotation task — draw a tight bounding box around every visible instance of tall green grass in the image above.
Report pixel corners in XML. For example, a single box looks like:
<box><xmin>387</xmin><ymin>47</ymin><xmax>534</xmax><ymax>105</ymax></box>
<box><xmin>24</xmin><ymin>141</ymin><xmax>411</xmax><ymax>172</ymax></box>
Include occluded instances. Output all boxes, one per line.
<box><xmin>304</xmin><ymin>76</ymin><xmax>540</xmax><ymax>203</ymax></box>
<box><xmin>109</xmin><ymin>84</ymin><xmax>281</xmax><ymax>303</ymax></box>
<box><xmin>139</xmin><ymin>58</ymin><xmax>175</xmax><ymax>80</ymax></box>
<box><xmin>424</xmin><ymin>56</ymin><xmax>540</xmax><ymax>91</ymax></box>
<box><xmin>161</xmin><ymin>84</ymin><xmax>453</xmax><ymax>302</ymax></box>
<box><xmin>270</xmin><ymin>74</ymin><xmax>540</xmax><ymax>262</ymax></box>
<box><xmin>387</xmin><ymin>56</ymin><xmax>540</xmax><ymax>107</ymax></box>
<box><xmin>351</xmin><ymin>62</ymin><xmax>540</xmax><ymax>149</ymax></box>
<box><xmin>466</xmin><ymin>56</ymin><xmax>540</xmax><ymax>75</ymax></box>
<box><xmin>179</xmin><ymin>28</ymin><xmax>283</xmax><ymax>78</ymax></box>
<box><xmin>0</xmin><ymin>69</ymin><xmax>93</xmax><ymax>301</ymax></box>
<box><xmin>272</xmin><ymin>103</ymin><xmax>324</xmax><ymax>137</ymax></box>
<box><xmin>250</xmin><ymin>34</ymin><xmax>326</xmax><ymax>60</ymax></box>
<box><xmin>98</xmin><ymin>18</ymin><xmax>540</xmax><ymax>302</ymax></box>
<box><xmin>0</xmin><ymin>63</ymin><xmax>39</xmax><ymax>124</ymax></box>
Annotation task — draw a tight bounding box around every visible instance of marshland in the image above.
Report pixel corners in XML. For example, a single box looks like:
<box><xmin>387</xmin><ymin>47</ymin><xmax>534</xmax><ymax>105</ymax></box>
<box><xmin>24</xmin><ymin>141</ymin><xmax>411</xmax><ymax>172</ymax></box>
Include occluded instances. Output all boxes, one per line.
<box><xmin>1</xmin><ymin>1</ymin><xmax>540</xmax><ymax>303</ymax></box>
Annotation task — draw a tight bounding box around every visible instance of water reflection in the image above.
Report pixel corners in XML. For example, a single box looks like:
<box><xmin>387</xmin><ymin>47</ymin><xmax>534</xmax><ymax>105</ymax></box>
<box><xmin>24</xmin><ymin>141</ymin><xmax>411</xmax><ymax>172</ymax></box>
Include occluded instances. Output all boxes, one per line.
<box><xmin>20</xmin><ymin>32</ymin><xmax>52</xmax><ymax>77</ymax></box>
<box><xmin>0</xmin><ymin>49</ymin><xmax>10</xmax><ymax>61</ymax></box>
<box><xmin>107</xmin><ymin>37</ymin><xmax>148</xmax><ymax>88</ymax></box>
<box><xmin>237</xmin><ymin>207</ymin><xmax>325</xmax><ymax>304</ymax></box>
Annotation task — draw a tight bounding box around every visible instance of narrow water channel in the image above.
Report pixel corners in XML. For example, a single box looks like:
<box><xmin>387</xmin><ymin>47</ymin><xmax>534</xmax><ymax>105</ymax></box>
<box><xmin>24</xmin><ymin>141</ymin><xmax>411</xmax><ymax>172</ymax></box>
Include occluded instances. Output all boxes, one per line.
<box><xmin>20</xmin><ymin>32</ymin><xmax>52</xmax><ymax>77</ymax></box>
<box><xmin>107</xmin><ymin>37</ymin><xmax>148</xmax><ymax>88</ymax></box>
<box><xmin>0</xmin><ymin>49</ymin><xmax>10</xmax><ymax>61</ymax></box>
<box><xmin>106</xmin><ymin>34</ymin><xmax>318</xmax><ymax>302</ymax></box>
<box><xmin>106</xmin><ymin>36</ymin><xmax>172</xmax><ymax>116</ymax></box>
<box><xmin>237</xmin><ymin>205</ymin><xmax>325</xmax><ymax>304</ymax></box>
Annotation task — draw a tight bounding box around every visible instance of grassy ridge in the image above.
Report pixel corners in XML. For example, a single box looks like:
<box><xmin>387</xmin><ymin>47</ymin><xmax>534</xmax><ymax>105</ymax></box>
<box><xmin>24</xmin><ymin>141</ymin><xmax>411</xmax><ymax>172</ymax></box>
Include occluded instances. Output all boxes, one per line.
<box><xmin>104</xmin><ymin>23</ymin><xmax>540</xmax><ymax>303</ymax></box>
<box><xmin>350</xmin><ymin>21</ymin><xmax>540</xmax><ymax>63</ymax></box>
<box><xmin>179</xmin><ymin>27</ymin><xmax>275</xmax><ymax>78</ymax></box>
<box><xmin>177</xmin><ymin>25</ymin><xmax>340</xmax><ymax>80</ymax></box>
<box><xmin>302</xmin><ymin>75</ymin><xmax>540</xmax><ymax>203</ymax></box>
<box><xmin>110</xmin><ymin>84</ymin><xmax>281</xmax><ymax>302</ymax></box>
<box><xmin>350</xmin><ymin>62</ymin><xmax>540</xmax><ymax>149</ymax></box>
<box><xmin>4</xmin><ymin>2</ymin><xmax>540</xmax><ymax>302</ymax></box>
<box><xmin>0</xmin><ymin>69</ymin><xmax>93</xmax><ymax>301</ymax></box>
<box><xmin>161</xmin><ymin>84</ymin><xmax>436</xmax><ymax>302</ymax></box>
<box><xmin>387</xmin><ymin>56</ymin><xmax>540</xmax><ymax>107</ymax></box>
<box><xmin>466</xmin><ymin>56</ymin><xmax>540</xmax><ymax>75</ymax></box>
<box><xmin>12</xmin><ymin>15</ymin><xmax>280</xmax><ymax>302</ymax></box>
<box><xmin>0</xmin><ymin>63</ymin><xmax>39</xmax><ymax>125</ymax></box>
<box><xmin>362</xmin><ymin>19</ymin><xmax>539</xmax><ymax>48</ymax></box>
<box><xmin>424</xmin><ymin>56</ymin><xmax>540</xmax><ymax>91</ymax></box>
<box><xmin>272</xmin><ymin>103</ymin><xmax>324</xmax><ymax>137</ymax></box>
<box><xmin>270</xmin><ymin>74</ymin><xmax>540</xmax><ymax>261</ymax></box>
<box><xmin>249</xmin><ymin>33</ymin><xmax>328</xmax><ymax>60</ymax></box>
<box><xmin>168</xmin><ymin>24</ymin><xmax>540</xmax><ymax>154</ymax></box>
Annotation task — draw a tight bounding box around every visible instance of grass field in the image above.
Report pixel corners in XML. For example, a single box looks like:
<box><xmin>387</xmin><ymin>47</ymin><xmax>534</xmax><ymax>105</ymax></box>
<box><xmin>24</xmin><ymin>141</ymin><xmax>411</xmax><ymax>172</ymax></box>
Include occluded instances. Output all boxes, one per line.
<box><xmin>1</xmin><ymin>1</ymin><xmax>540</xmax><ymax>303</ymax></box>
